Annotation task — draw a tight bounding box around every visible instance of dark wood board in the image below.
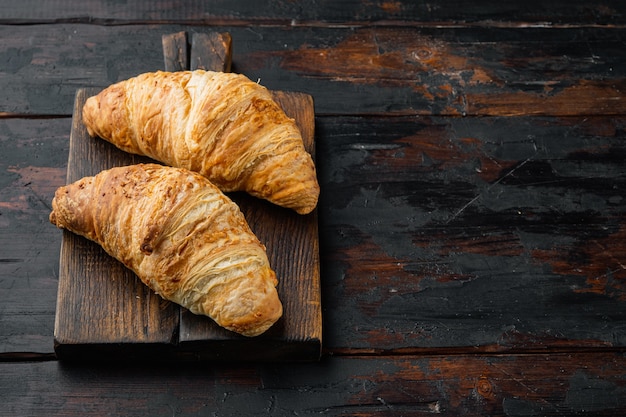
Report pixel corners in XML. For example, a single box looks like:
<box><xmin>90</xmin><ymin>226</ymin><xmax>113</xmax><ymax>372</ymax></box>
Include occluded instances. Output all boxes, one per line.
<box><xmin>0</xmin><ymin>22</ymin><xmax>624</xmax><ymax>357</ymax></box>
<box><xmin>4</xmin><ymin>351</ymin><xmax>626</xmax><ymax>416</ymax></box>
<box><xmin>1</xmin><ymin>24</ymin><xmax>625</xmax><ymax>118</ymax></box>
<box><xmin>53</xmin><ymin>32</ymin><xmax>321</xmax><ymax>361</ymax></box>
<box><xmin>1</xmin><ymin>0</ymin><xmax>625</xmax><ymax>26</ymax></box>
<box><xmin>0</xmin><ymin>117</ymin><xmax>70</xmax><ymax>354</ymax></box>
<box><xmin>317</xmin><ymin>114</ymin><xmax>626</xmax><ymax>351</ymax></box>
<box><xmin>5</xmin><ymin>3</ymin><xmax>626</xmax><ymax>416</ymax></box>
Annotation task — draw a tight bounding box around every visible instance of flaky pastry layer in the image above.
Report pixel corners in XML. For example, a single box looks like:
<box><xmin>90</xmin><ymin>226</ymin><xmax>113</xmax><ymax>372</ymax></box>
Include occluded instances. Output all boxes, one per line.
<box><xmin>50</xmin><ymin>163</ymin><xmax>283</xmax><ymax>336</ymax></box>
<box><xmin>82</xmin><ymin>70</ymin><xmax>319</xmax><ymax>214</ymax></box>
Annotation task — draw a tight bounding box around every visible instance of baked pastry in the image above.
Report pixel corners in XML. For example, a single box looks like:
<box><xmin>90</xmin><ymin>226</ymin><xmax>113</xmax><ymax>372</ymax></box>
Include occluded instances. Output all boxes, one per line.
<box><xmin>82</xmin><ymin>70</ymin><xmax>319</xmax><ymax>214</ymax></box>
<box><xmin>49</xmin><ymin>163</ymin><xmax>283</xmax><ymax>337</ymax></box>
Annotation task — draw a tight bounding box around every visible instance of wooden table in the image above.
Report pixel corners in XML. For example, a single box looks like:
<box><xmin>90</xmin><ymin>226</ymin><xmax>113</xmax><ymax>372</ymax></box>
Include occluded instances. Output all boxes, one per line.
<box><xmin>2</xmin><ymin>1</ymin><xmax>626</xmax><ymax>415</ymax></box>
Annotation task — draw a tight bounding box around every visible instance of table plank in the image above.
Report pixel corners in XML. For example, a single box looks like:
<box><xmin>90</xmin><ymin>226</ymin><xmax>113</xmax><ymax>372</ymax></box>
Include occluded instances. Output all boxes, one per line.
<box><xmin>0</xmin><ymin>118</ymin><xmax>70</xmax><ymax>354</ymax></box>
<box><xmin>1</xmin><ymin>0</ymin><xmax>625</xmax><ymax>26</ymax></box>
<box><xmin>3</xmin><ymin>352</ymin><xmax>626</xmax><ymax>416</ymax></box>
<box><xmin>0</xmin><ymin>25</ymin><xmax>624</xmax><ymax>117</ymax></box>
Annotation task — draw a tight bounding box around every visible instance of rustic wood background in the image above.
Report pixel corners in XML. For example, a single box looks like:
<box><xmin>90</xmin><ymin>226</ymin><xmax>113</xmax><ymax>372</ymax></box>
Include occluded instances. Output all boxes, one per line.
<box><xmin>2</xmin><ymin>1</ymin><xmax>626</xmax><ymax>415</ymax></box>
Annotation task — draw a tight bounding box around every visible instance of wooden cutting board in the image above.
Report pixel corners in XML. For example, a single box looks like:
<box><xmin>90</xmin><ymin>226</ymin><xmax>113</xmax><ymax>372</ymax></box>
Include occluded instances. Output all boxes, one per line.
<box><xmin>53</xmin><ymin>32</ymin><xmax>322</xmax><ymax>361</ymax></box>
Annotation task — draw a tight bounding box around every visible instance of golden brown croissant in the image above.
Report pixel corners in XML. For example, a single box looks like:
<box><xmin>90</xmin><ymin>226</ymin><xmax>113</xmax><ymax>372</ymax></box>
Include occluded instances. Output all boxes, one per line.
<box><xmin>49</xmin><ymin>163</ymin><xmax>283</xmax><ymax>337</ymax></box>
<box><xmin>82</xmin><ymin>70</ymin><xmax>319</xmax><ymax>215</ymax></box>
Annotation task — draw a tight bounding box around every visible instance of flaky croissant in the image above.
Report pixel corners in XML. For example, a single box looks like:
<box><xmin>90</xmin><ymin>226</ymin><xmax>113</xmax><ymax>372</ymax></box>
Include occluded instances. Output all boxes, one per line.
<box><xmin>82</xmin><ymin>70</ymin><xmax>319</xmax><ymax>215</ymax></box>
<box><xmin>49</xmin><ymin>163</ymin><xmax>283</xmax><ymax>337</ymax></box>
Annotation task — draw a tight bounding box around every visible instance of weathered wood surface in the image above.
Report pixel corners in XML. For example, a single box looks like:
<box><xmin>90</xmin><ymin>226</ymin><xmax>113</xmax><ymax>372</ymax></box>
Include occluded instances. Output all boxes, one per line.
<box><xmin>0</xmin><ymin>118</ymin><xmax>69</xmax><ymax>354</ymax></box>
<box><xmin>319</xmin><ymin>114</ymin><xmax>626</xmax><ymax>351</ymax></box>
<box><xmin>1</xmin><ymin>0</ymin><xmax>626</xmax><ymax>414</ymax></box>
<box><xmin>0</xmin><ymin>0</ymin><xmax>625</xmax><ymax>26</ymax></box>
<box><xmin>3</xmin><ymin>352</ymin><xmax>626</xmax><ymax>416</ymax></box>
<box><xmin>0</xmin><ymin>25</ymin><xmax>624</xmax><ymax>117</ymax></box>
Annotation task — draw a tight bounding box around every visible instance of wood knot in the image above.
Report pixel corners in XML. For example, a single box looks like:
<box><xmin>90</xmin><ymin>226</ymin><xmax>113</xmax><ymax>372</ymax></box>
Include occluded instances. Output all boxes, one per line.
<box><xmin>476</xmin><ymin>376</ymin><xmax>493</xmax><ymax>398</ymax></box>
<box><xmin>412</xmin><ymin>48</ymin><xmax>433</xmax><ymax>61</ymax></box>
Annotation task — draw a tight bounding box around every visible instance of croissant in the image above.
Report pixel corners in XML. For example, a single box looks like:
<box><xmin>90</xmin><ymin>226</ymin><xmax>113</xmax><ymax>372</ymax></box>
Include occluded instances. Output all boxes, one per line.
<box><xmin>82</xmin><ymin>70</ymin><xmax>319</xmax><ymax>215</ymax></box>
<box><xmin>49</xmin><ymin>163</ymin><xmax>283</xmax><ymax>337</ymax></box>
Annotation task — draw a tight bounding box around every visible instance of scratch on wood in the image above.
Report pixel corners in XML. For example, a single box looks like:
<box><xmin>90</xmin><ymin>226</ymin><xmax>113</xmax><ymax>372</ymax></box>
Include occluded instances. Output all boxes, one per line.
<box><xmin>315</xmin><ymin>400</ymin><xmax>442</xmax><ymax>414</ymax></box>
<box><xmin>445</xmin><ymin>156</ymin><xmax>534</xmax><ymax>224</ymax></box>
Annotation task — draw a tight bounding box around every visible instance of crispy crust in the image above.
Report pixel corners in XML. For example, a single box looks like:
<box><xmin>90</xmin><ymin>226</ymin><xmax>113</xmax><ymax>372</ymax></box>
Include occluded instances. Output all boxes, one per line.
<box><xmin>82</xmin><ymin>70</ymin><xmax>319</xmax><ymax>214</ymax></box>
<box><xmin>50</xmin><ymin>163</ymin><xmax>283</xmax><ymax>337</ymax></box>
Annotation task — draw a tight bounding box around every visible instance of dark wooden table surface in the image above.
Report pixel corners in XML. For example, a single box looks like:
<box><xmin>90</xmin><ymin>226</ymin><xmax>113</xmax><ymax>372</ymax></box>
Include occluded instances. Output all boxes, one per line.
<box><xmin>3</xmin><ymin>1</ymin><xmax>626</xmax><ymax>415</ymax></box>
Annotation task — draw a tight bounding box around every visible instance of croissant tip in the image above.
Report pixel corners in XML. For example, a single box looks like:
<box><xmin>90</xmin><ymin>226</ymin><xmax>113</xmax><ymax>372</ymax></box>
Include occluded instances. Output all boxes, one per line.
<box><xmin>295</xmin><ymin>206</ymin><xmax>316</xmax><ymax>215</ymax></box>
<box><xmin>222</xmin><ymin>287</ymin><xmax>283</xmax><ymax>337</ymax></box>
<box><xmin>295</xmin><ymin>192</ymin><xmax>320</xmax><ymax>215</ymax></box>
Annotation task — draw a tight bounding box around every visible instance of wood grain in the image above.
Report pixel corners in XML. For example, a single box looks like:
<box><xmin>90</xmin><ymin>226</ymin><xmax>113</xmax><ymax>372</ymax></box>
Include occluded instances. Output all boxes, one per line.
<box><xmin>190</xmin><ymin>32</ymin><xmax>232</xmax><ymax>72</ymax></box>
<box><xmin>4</xmin><ymin>352</ymin><xmax>626</xmax><ymax>416</ymax></box>
<box><xmin>0</xmin><ymin>118</ymin><xmax>70</xmax><ymax>354</ymax></box>
<box><xmin>317</xmin><ymin>114</ymin><xmax>626</xmax><ymax>351</ymax></box>
<box><xmin>161</xmin><ymin>31</ymin><xmax>189</xmax><ymax>72</ymax></box>
<box><xmin>162</xmin><ymin>31</ymin><xmax>233</xmax><ymax>73</ymax></box>
<box><xmin>1</xmin><ymin>0</ymin><xmax>625</xmax><ymax>26</ymax></box>
<box><xmin>1</xmin><ymin>25</ymin><xmax>624</xmax><ymax>118</ymax></box>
